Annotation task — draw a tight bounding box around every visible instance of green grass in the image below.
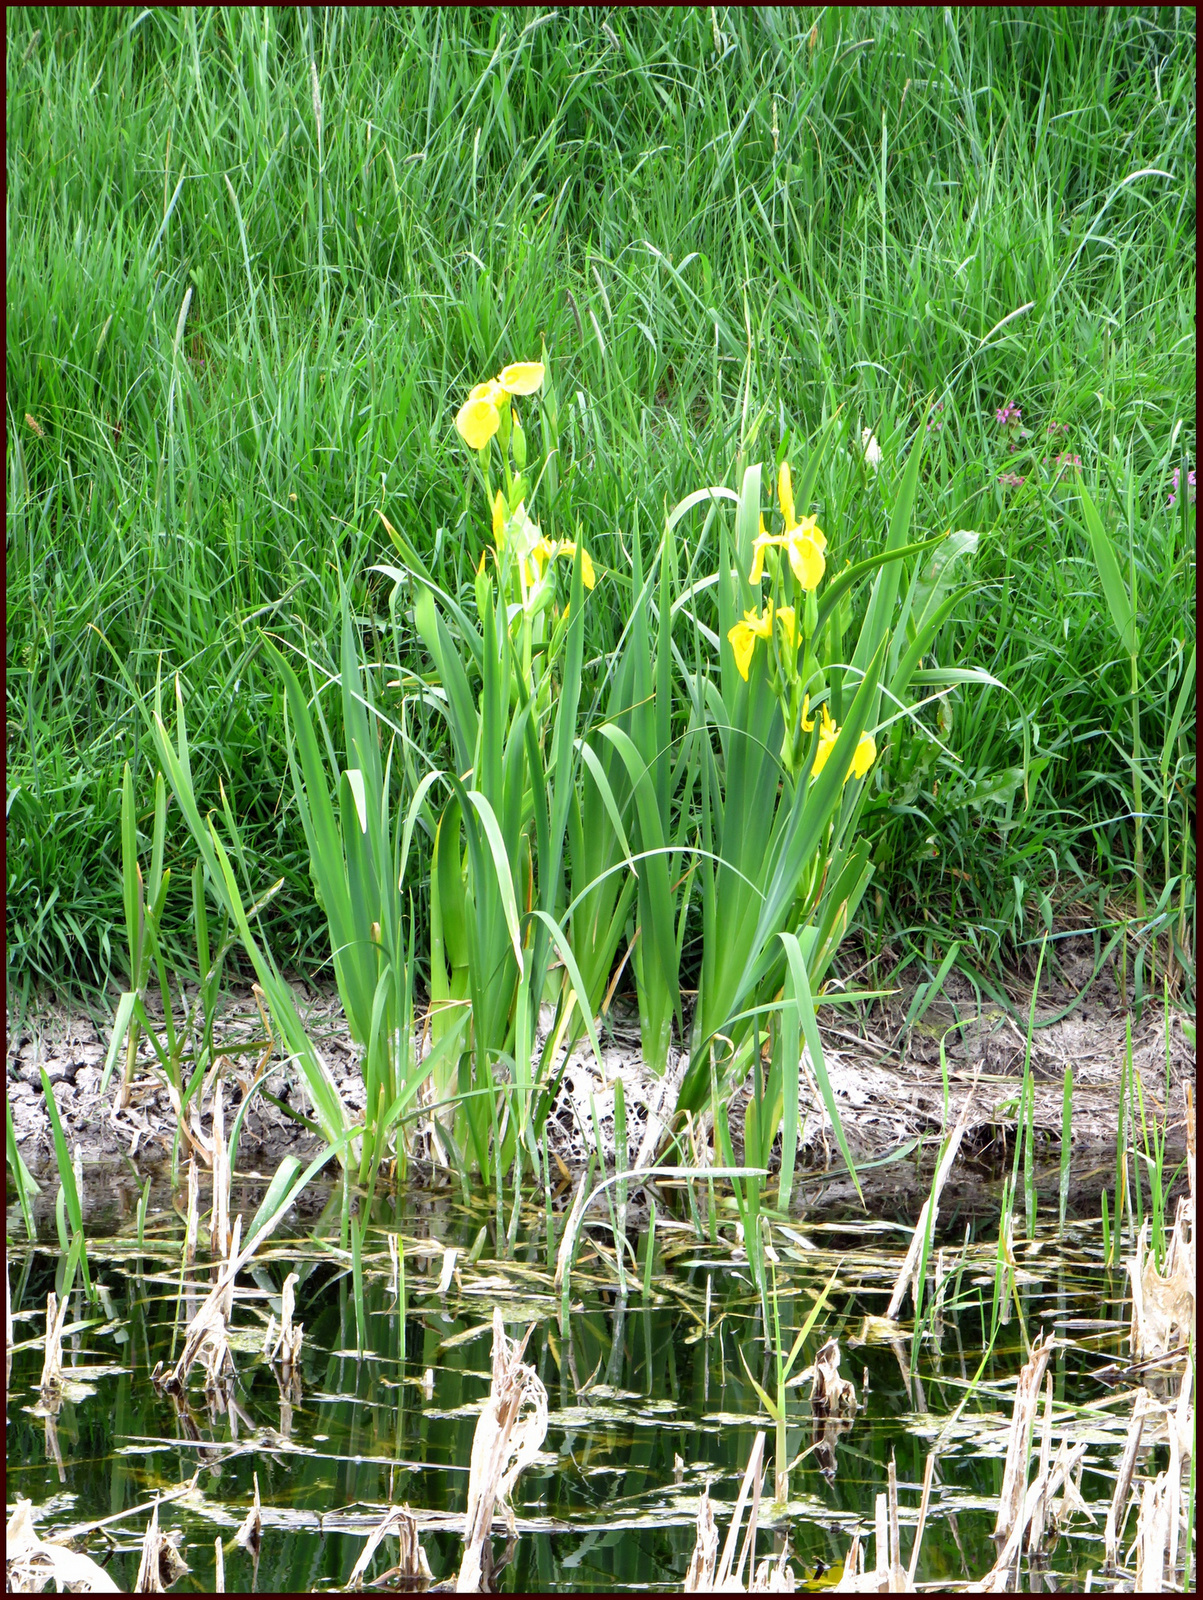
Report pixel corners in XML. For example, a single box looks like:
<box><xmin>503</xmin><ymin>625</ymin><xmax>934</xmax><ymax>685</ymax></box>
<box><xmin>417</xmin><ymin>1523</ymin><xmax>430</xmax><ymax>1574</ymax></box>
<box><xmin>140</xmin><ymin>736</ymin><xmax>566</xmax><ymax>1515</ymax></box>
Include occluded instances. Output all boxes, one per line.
<box><xmin>6</xmin><ymin>6</ymin><xmax>1195</xmax><ymax>1001</ymax></box>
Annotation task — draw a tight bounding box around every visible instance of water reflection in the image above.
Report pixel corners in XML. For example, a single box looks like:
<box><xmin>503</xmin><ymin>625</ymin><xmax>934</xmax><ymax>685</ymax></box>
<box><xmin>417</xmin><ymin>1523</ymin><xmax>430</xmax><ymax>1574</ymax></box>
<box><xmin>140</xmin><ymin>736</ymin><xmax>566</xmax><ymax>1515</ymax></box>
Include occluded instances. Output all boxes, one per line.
<box><xmin>5</xmin><ymin>1190</ymin><xmax>1154</xmax><ymax>1592</ymax></box>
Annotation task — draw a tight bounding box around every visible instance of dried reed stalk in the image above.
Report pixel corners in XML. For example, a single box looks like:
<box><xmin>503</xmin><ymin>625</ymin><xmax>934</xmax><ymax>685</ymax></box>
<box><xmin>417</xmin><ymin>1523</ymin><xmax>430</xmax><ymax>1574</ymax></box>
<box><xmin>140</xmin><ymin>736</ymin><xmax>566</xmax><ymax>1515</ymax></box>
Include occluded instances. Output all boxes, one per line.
<box><xmin>456</xmin><ymin>1309</ymin><xmax>548</xmax><ymax>1592</ymax></box>
<box><xmin>346</xmin><ymin>1504</ymin><xmax>432</xmax><ymax>1588</ymax></box>
<box><xmin>267</xmin><ymin>1272</ymin><xmax>303</xmax><ymax>1371</ymax></box>
<box><xmin>1104</xmin><ymin>1390</ymin><xmax>1148</xmax><ymax>1570</ymax></box>
<box><xmin>6</xmin><ymin>1498</ymin><xmax>120</xmax><ymax>1594</ymax></box>
<box><xmin>991</xmin><ymin>1331</ymin><xmax>1055</xmax><ymax>1547</ymax></box>
<box><xmin>685</xmin><ymin>1433</ymin><xmax>786</xmax><ymax>1592</ymax></box>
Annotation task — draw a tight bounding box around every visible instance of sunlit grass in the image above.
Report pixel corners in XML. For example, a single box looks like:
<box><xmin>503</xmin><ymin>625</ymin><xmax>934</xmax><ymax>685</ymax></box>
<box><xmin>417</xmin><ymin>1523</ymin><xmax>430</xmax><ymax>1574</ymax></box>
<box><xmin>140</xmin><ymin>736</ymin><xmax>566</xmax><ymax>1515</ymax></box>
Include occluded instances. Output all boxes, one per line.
<box><xmin>6</xmin><ymin>6</ymin><xmax>1195</xmax><ymax>1009</ymax></box>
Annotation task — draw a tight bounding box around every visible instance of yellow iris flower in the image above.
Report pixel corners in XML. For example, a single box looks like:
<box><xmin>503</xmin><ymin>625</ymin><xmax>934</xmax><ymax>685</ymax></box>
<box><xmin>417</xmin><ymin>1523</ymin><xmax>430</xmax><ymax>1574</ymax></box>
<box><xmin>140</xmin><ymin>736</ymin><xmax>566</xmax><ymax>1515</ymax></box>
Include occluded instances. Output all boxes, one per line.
<box><xmin>803</xmin><ymin>696</ymin><xmax>877</xmax><ymax>783</ymax></box>
<box><xmin>750</xmin><ymin>514</ymin><xmax>827</xmax><ymax>589</ymax></box>
<box><xmin>555</xmin><ymin>541</ymin><xmax>596</xmax><ymax>589</ymax></box>
<box><xmin>747</xmin><ymin>462</ymin><xmax>828</xmax><ymax>590</ymax></box>
<box><xmin>774</xmin><ymin>463</ymin><xmax>829</xmax><ymax>556</ymax></box>
<box><xmin>522</xmin><ymin>538</ymin><xmax>595</xmax><ymax>590</ymax></box>
<box><xmin>456</xmin><ymin>396</ymin><xmax>501</xmax><ymax>451</ymax></box>
<box><xmin>497</xmin><ymin>362</ymin><xmax>545</xmax><ymax>395</ymax></box>
<box><xmin>495</xmin><ymin>499</ymin><xmax>593</xmax><ymax>593</ymax></box>
<box><xmin>455</xmin><ymin>362</ymin><xmax>544</xmax><ymax>451</ymax></box>
<box><xmin>810</xmin><ymin>705</ymin><xmax>839</xmax><ymax>775</ymax></box>
<box><xmin>727</xmin><ymin>602</ymin><xmax>775</xmax><ymax>681</ymax></box>
<box><xmin>525</xmin><ymin>537</ymin><xmax>558</xmax><ymax>586</ymax></box>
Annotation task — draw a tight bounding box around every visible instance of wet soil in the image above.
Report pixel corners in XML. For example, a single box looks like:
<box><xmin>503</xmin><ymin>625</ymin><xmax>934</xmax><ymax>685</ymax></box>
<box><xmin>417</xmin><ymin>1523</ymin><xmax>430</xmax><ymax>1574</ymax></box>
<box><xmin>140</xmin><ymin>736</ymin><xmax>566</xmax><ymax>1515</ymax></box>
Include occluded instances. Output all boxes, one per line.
<box><xmin>7</xmin><ymin>934</ymin><xmax>1193</xmax><ymax>1226</ymax></box>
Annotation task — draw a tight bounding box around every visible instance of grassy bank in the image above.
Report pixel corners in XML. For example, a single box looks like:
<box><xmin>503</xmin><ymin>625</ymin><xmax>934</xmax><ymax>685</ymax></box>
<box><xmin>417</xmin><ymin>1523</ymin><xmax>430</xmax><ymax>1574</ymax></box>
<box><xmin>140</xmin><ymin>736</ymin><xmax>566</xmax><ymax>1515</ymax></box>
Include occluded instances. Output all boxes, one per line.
<box><xmin>6</xmin><ymin>5</ymin><xmax>1195</xmax><ymax>1003</ymax></box>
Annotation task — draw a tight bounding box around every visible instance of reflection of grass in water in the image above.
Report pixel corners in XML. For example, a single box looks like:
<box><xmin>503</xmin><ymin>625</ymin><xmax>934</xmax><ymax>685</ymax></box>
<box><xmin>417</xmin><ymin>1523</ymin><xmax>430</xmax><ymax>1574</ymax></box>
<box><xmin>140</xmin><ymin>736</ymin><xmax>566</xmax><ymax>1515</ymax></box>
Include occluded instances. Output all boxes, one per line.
<box><xmin>7</xmin><ymin>1190</ymin><xmax>1190</xmax><ymax>1591</ymax></box>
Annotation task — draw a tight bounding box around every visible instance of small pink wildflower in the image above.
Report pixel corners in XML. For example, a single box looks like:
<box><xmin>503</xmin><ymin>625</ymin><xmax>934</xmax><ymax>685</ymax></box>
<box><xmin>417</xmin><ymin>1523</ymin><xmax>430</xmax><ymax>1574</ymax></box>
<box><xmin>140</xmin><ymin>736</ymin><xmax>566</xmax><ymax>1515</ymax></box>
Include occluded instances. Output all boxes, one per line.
<box><xmin>927</xmin><ymin>400</ymin><xmax>946</xmax><ymax>433</ymax></box>
<box><xmin>1046</xmin><ymin>421</ymin><xmax>1069</xmax><ymax>436</ymax></box>
<box><xmin>996</xmin><ymin>402</ymin><xmax>1022</xmax><ymax>429</ymax></box>
<box><xmin>1167</xmin><ymin>466</ymin><xmax>1196</xmax><ymax>507</ymax></box>
<box><xmin>1045</xmin><ymin>452</ymin><xmax>1082</xmax><ymax>482</ymax></box>
<box><xmin>997</xmin><ymin>472</ymin><xmax>1026</xmax><ymax>489</ymax></box>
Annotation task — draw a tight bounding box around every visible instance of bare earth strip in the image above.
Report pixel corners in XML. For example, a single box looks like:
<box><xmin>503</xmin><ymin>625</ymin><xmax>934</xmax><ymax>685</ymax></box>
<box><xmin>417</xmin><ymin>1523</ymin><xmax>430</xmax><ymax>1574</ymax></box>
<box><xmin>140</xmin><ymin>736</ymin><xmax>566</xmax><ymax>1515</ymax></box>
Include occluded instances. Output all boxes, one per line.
<box><xmin>7</xmin><ymin>934</ymin><xmax>1193</xmax><ymax>1227</ymax></box>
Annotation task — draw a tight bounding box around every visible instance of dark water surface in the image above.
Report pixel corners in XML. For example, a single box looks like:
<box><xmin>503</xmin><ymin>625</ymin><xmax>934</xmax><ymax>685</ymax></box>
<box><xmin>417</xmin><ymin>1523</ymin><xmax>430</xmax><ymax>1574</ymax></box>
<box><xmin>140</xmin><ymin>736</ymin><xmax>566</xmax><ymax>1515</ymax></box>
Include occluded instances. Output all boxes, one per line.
<box><xmin>6</xmin><ymin>1176</ymin><xmax>1166</xmax><ymax>1592</ymax></box>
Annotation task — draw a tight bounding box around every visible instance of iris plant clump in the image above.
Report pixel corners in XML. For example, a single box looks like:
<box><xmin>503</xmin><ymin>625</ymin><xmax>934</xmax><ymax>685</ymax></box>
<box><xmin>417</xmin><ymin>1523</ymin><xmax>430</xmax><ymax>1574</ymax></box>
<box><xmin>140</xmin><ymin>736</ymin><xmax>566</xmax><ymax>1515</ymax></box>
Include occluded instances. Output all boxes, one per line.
<box><xmin>149</xmin><ymin>351</ymin><xmax>989</xmax><ymax>1194</ymax></box>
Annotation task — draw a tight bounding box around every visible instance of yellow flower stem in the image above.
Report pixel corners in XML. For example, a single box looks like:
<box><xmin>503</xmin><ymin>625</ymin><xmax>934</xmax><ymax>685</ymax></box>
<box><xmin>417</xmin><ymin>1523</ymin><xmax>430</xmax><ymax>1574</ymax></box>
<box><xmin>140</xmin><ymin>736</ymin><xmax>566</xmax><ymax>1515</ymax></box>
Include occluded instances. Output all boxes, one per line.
<box><xmin>782</xmin><ymin>682</ymin><xmax>805</xmax><ymax>779</ymax></box>
<box><xmin>803</xmin><ymin>585</ymin><xmax>819</xmax><ymax>643</ymax></box>
<box><xmin>799</xmin><ymin>847</ymin><xmax>821</xmax><ymax>909</ymax></box>
<box><xmin>496</xmin><ymin>403</ymin><xmax>514</xmax><ymax>497</ymax></box>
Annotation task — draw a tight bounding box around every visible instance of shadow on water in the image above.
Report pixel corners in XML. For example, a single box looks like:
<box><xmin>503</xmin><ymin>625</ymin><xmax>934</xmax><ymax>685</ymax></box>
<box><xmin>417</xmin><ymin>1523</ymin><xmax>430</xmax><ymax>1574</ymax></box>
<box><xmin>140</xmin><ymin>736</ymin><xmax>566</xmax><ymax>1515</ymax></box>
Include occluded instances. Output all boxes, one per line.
<box><xmin>5</xmin><ymin>1169</ymin><xmax>1187</xmax><ymax>1592</ymax></box>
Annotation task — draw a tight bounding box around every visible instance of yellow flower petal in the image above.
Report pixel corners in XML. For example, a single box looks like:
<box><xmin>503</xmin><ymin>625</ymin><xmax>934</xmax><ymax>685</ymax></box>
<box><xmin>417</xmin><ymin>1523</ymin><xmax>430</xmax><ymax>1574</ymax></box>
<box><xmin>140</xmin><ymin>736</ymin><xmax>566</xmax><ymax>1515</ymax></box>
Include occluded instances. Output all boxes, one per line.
<box><xmin>492</xmin><ymin>489</ymin><xmax>506</xmax><ymax>544</ymax></box>
<box><xmin>800</xmin><ymin>693</ymin><xmax>814</xmax><ymax>733</ymax></box>
<box><xmin>523</xmin><ymin>540</ymin><xmax>553</xmax><ymax>586</ymax></box>
<box><xmin>469</xmin><ymin>380</ymin><xmax>508</xmax><ymax>407</ymax></box>
<box><xmin>456</xmin><ymin>396</ymin><xmax>500</xmax><ymax>451</ymax></box>
<box><xmin>849</xmin><ymin>733</ymin><xmax>876</xmax><ymax>781</ymax></box>
<box><xmin>496</xmin><ymin>362</ymin><xmax>545</xmax><ymax>396</ymax></box>
<box><xmin>727</xmin><ymin>607</ymin><xmax>772</xmax><ymax>679</ymax></box>
<box><xmin>786</xmin><ymin>531</ymin><xmax>826</xmax><ymax>591</ymax></box>
<box><xmin>529</xmin><ymin>537</ymin><xmax>556</xmax><ymax>580</ymax></box>
<box><xmin>812</xmin><ymin>731</ymin><xmax>838</xmax><ymax>777</ymax></box>
<box><xmin>778</xmin><ymin>461</ymin><xmax>795</xmax><ymax>532</ymax></box>
<box><xmin>749</xmin><ymin>536</ymin><xmax>770</xmax><ymax>585</ymax></box>
<box><xmin>728</xmin><ymin>621</ymin><xmax>757</xmax><ymax>681</ymax></box>
<box><xmin>556</xmin><ymin>542</ymin><xmax>596</xmax><ymax>590</ymax></box>
<box><xmin>792</xmin><ymin>513</ymin><xmax>827</xmax><ymax>553</ymax></box>
<box><xmin>809</xmin><ymin>702</ymin><xmax>840</xmax><ymax>776</ymax></box>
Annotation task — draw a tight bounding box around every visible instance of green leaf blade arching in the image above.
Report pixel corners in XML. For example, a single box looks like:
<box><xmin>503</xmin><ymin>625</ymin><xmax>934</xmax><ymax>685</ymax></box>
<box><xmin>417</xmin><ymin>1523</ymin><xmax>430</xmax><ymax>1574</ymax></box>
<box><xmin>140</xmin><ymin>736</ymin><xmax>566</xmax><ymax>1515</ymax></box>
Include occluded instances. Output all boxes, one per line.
<box><xmin>1078</xmin><ymin>480</ymin><xmax>1136</xmax><ymax>657</ymax></box>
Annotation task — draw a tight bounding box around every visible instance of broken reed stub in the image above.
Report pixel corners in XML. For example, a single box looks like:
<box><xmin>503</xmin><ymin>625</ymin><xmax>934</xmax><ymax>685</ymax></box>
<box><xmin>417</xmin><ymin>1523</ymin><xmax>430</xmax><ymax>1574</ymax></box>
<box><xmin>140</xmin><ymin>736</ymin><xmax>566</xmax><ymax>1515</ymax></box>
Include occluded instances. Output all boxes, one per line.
<box><xmin>347</xmin><ymin>1504</ymin><xmax>432</xmax><ymax>1588</ymax></box>
<box><xmin>133</xmin><ymin>1497</ymin><xmax>190</xmax><ymax>1593</ymax></box>
<box><xmin>39</xmin><ymin>1291</ymin><xmax>70</xmax><ymax>1398</ymax></box>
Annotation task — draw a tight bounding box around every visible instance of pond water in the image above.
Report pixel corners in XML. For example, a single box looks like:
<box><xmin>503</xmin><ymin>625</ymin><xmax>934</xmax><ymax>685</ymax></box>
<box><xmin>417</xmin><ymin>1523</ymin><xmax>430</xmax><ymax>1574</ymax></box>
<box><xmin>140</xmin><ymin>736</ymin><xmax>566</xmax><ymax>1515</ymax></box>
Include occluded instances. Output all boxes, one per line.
<box><xmin>5</xmin><ymin>1173</ymin><xmax>1183</xmax><ymax>1592</ymax></box>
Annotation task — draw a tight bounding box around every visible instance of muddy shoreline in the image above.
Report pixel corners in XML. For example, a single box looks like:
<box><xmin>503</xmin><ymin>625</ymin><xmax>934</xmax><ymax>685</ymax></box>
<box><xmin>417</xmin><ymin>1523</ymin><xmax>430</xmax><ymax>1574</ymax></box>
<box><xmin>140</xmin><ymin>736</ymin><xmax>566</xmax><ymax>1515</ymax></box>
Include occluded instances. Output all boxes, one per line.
<box><xmin>7</xmin><ymin>936</ymin><xmax>1193</xmax><ymax>1228</ymax></box>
